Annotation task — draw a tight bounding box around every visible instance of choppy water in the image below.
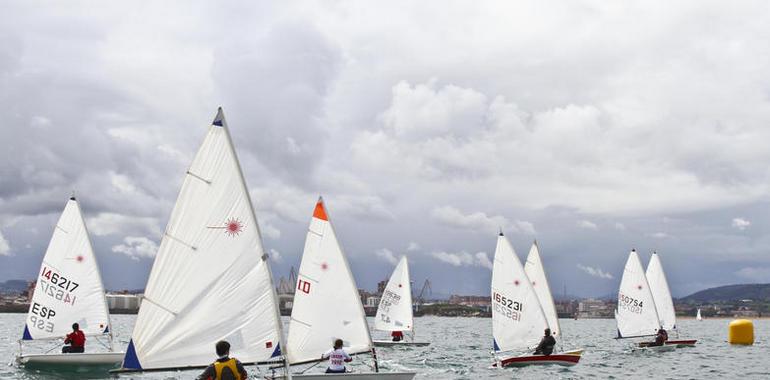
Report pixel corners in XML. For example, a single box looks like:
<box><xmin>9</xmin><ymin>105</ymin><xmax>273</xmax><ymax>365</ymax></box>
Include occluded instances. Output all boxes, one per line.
<box><xmin>2</xmin><ymin>313</ymin><xmax>769</xmax><ymax>379</ymax></box>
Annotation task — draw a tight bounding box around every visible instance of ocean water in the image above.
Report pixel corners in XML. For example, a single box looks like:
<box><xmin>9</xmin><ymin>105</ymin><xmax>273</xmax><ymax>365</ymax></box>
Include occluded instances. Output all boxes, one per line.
<box><xmin>2</xmin><ymin>313</ymin><xmax>769</xmax><ymax>379</ymax></box>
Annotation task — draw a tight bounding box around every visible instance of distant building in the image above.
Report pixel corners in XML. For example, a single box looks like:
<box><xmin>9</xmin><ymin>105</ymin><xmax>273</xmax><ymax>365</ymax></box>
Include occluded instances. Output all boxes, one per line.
<box><xmin>377</xmin><ymin>280</ymin><xmax>388</xmax><ymax>295</ymax></box>
<box><xmin>106</xmin><ymin>294</ymin><xmax>143</xmax><ymax>313</ymax></box>
<box><xmin>577</xmin><ymin>298</ymin><xmax>612</xmax><ymax>318</ymax></box>
<box><xmin>449</xmin><ymin>295</ymin><xmax>491</xmax><ymax>307</ymax></box>
<box><xmin>366</xmin><ymin>296</ymin><xmax>381</xmax><ymax>308</ymax></box>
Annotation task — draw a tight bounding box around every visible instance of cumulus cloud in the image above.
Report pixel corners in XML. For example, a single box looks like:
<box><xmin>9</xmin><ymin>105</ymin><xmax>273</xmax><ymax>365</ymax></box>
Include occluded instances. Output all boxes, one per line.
<box><xmin>614</xmin><ymin>222</ymin><xmax>627</xmax><ymax>231</ymax></box>
<box><xmin>577</xmin><ymin>220</ymin><xmax>598</xmax><ymax>230</ymax></box>
<box><xmin>431</xmin><ymin>205</ymin><xmax>535</xmax><ymax>235</ymax></box>
<box><xmin>0</xmin><ymin>231</ymin><xmax>10</xmax><ymax>256</ymax></box>
<box><xmin>431</xmin><ymin>250</ymin><xmax>493</xmax><ymax>270</ymax></box>
<box><xmin>269</xmin><ymin>248</ymin><xmax>282</xmax><ymax>263</ymax></box>
<box><xmin>649</xmin><ymin>232</ymin><xmax>669</xmax><ymax>239</ymax></box>
<box><xmin>261</xmin><ymin>223</ymin><xmax>281</xmax><ymax>240</ymax></box>
<box><xmin>86</xmin><ymin>213</ymin><xmax>161</xmax><ymax>237</ymax></box>
<box><xmin>112</xmin><ymin>237</ymin><xmax>158</xmax><ymax>261</ymax></box>
<box><xmin>376</xmin><ymin>248</ymin><xmax>399</xmax><ymax>265</ymax></box>
<box><xmin>577</xmin><ymin>264</ymin><xmax>614</xmax><ymax>280</ymax></box>
<box><xmin>732</xmin><ymin>218</ymin><xmax>751</xmax><ymax>231</ymax></box>
<box><xmin>406</xmin><ymin>242</ymin><xmax>420</xmax><ymax>252</ymax></box>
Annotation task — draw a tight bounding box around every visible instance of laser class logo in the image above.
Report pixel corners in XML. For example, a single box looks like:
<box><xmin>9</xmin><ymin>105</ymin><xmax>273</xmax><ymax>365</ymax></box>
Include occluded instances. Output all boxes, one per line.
<box><xmin>208</xmin><ymin>217</ymin><xmax>245</xmax><ymax>237</ymax></box>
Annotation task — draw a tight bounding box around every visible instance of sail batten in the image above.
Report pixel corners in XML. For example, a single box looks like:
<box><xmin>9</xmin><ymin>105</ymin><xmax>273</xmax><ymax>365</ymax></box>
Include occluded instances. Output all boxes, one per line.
<box><xmin>375</xmin><ymin>256</ymin><xmax>414</xmax><ymax>333</ymax></box>
<box><xmin>23</xmin><ymin>198</ymin><xmax>111</xmax><ymax>342</ymax></box>
<box><xmin>121</xmin><ymin>108</ymin><xmax>284</xmax><ymax>370</ymax></box>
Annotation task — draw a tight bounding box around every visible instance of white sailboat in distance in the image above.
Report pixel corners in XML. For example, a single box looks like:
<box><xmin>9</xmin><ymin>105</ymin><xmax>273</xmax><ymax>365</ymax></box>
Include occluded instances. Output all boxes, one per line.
<box><xmin>284</xmin><ymin>197</ymin><xmax>416</xmax><ymax>379</ymax></box>
<box><xmin>696</xmin><ymin>309</ymin><xmax>703</xmax><ymax>321</ymax></box>
<box><xmin>492</xmin><ymin>232</ymin><xmax>582</xmax><ymax>367</ymax></box>
<box><xmin>112</xmin><ymin>108</ymin><xmax>289</xmax><ymax>375</ymax></box>
<box><xmin>373</xmin><ymin>256</ymin><xmax>429</xmax><ymax>347</ymax></box>
<box><xmin>646</xmin><ymin>251</ymin><xmax>697</xmax><ymax>347</ymax></box>
<box><xmin>17</xmin><ymin>196</ymin><xmax>123</xmax><ymax>366</ymax></box>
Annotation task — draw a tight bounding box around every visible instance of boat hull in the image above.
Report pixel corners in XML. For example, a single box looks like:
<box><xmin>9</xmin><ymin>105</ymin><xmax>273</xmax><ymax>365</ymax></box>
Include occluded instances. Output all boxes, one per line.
<box><xmin>18</xmin><ymin>352</ymin><xmax>125</xmax><ymax>366</ymax></box>
<box><xmin>281</xmin><ymin>372</ymin><xmax>417</xmax><ymax>380</ymax></box>
<box><xmin>665</xmin><ymin>339</ymin><xmax>697</xmax><ymax>347</ymax></box>
<box><xmin>497</xmin><ymin>349</ymin><xmax>583</xmax><ymax>367</ymax></box>
<box><xmin>372</xmin><ymin>340</ymin><xmax>430</xmax><ymax>347</ymax></box>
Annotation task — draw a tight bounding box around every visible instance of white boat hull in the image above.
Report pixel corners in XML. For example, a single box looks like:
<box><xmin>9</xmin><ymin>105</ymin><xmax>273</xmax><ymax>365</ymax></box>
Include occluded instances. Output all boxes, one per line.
<box><xmin>18</xmin><ymin>351</ymin><xmax>125</xmax><ymax>366</ymax></box>
<box><xmin>634</xmin><ymin>344</ymin><xmax>676</xmax><ymax>353</ymax></box>
<box><xmin>372</xmin><ymin>340</ymin><xmax>430</xmax><ymax>347</ymax></box>
<box><xmin>280</xmin><ymin>372</ymin><xmax>416</xmax><ymax>380</ymax></box>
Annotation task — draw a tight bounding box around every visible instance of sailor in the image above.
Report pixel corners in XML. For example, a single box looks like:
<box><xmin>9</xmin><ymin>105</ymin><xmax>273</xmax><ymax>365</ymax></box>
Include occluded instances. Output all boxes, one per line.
<box><xmin>534</xmin><ymin>328</ymin><xmax>556</xmax><ymax>356</ymax></box>
<box><xmin>62</xmin><ymin>323</ymin><xmax>86</xmax><ymax>353</ymax></box>
<box><xmin>197</xmin><ymin>340</ymin><xmax>248</xmax><ymax>380</ymax></box>
<box><xmin>653</xmin><ymin>328</ymin><xmax>668</xmax><ymax>346</ymax></box>
<box><xmin>391</xmin><ymin>330</ymin><xmax>404</xmax><ymax>342</ymax></box>
<box><xmin>321</xmin><ymin>338</ymin><xmax>352</xmax><ymax>373</ymax></box>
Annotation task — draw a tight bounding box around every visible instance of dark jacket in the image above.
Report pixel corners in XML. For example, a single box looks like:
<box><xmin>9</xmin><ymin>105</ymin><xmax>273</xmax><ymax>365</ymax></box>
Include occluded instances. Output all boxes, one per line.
<box><xmin>534</xmin><ymin>335</ymin><xmax>556</xmax><ymax>355</ymax></box>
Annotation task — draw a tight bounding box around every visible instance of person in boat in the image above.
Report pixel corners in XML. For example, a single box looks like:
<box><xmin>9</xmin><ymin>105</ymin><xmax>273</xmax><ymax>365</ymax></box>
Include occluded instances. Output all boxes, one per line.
<box><xmin>533</xmin><ymin>328</ymin><xmax>556</xmax><ymax>356</ymax></box>
<box><xmin>197</xmin><ymin>340</ymin><xmax>248</xmax><ymax>380</ymax></box>
<box><xmin>321</xmin><ymin>338</ymin><xmax>352</xmax><ymax>373</ymax></box>
<box><xmin>649</xmin><ymin>328</ymin><xmax>669</xmax><ymax>347</ymax></box>
<box><xmin>391</xmin><ymin>330</ymin><xmax>404</xmax><ymax>342</ymax></box>
<box><xmin>62</xmin><ymin>323</ymin><xmax>86</xmax><ymax>353</ymax></box>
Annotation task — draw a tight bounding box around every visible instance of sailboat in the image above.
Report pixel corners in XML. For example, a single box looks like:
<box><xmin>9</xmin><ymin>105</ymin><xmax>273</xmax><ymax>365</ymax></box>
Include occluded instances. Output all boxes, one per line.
<box><xmin>696</xmin><ymin>309</ymin><xmax>702</xmax><ymax>321</ymax></box>
<box><xmin>372</xmin><ymin>256</ymin><xmax>429</xmax><ymax>347</ymax></box>
<box><xmin>492</xmin><ymin>233</ymin><xmax>582</xmax><ymax>367</ymax></box>
<box><xmin>112</xmin><ymin>108</ymin><xmax>290</xmax><ymax>375</ymax></box>
<box><xmin>646</xmin><ymin>251</ymin><xmax>697</xmax><ymax>347</ymax></box>
<box><xmin>615</xmin><ymin>250</ymin><xmax>674</xmax><ymax>352</ymax></box>
<box><xmin>17</xmin><ymin>196</ymin><xmax>124</xmax><ymax>366</ymax></box>
<box><xmin>284</xmin><ymin>198</ymin><xmax>415</xmax><ymax>379</ymax></box>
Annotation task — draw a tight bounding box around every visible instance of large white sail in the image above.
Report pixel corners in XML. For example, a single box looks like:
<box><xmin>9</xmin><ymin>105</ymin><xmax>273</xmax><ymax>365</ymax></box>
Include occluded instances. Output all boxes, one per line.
<box><xmin>286</xmin><ymin>198</ymin><xmax>372</xmax><ymax>365</ymax></box>
<box><xmin>616</xmin><ymin>250</ymin><xmax>660</xmax><ymax>338</ymax></box>
<box><xmin>524</xmin><ymin>241</ymin><xmax>560</xmax><ymax>338</ymax></box>
<box><xmin>696</xmin><ymin>309</ymin><xmax>702</xmax><ymax>321</ymax></box>
<box><xmin>121</xmin><ymin>108</ymin><xmax>284</xmax><ymax>370</ymax></box>
<box><xmin>374</xmin><ymin>256</ymin><xmax>414</xmax><ymax>333</ymax></box>
<box><xmin>646</xmin><ymin>251</ymin><xmax>676</xmax><ymax>331</ymax></box>
<box><xmin>23</xmin><ymin>197</ymin><xmax>111</xmax><ymax>341</ymax></box>
<box><xmin>492</xmin><ymin>233</ymin><xmax>549</xmax><ymax>352</ymax></box>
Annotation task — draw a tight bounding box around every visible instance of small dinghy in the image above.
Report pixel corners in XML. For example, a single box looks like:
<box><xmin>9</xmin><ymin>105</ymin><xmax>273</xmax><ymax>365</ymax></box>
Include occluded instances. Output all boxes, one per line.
<box><xmin>17</xmin><ymin>196</ymin><xmax>123</xmax><ymax>367</ymax></box>
<box><xmin>372</xmin><ymin>257</ymin><xmax>430</xmax><ymax>347</ymax></box>
<box><xmin>696</xmin><ymin>308</ymin><xmax>703</xmax><ymax>321</ymax></box>
<box><xmin>491</xmin><ymin>233</ymin><xmax>583</xmax><ymax>368</ymax></box>
<box><xmin>615</xmin><ymin>250</ymin><xmax>676</xmax><ymax>352</ymax></box>
<box><xmin>283</xmin><ymin>198</ymin><xmax>416</xmax><ymax>379</ymax></box>
<box><xmin>646</xmin><ymin>252</ymin><xmax>697</xmax><ymax>347</ymax></box>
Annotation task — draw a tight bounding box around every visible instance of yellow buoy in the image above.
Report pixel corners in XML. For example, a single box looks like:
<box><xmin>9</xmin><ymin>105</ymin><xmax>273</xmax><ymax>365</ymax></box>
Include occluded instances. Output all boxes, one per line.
<box><xmin>728</xmin><ymin>319</ymin><xmax>754</xmax><ymax>345</ymax></box>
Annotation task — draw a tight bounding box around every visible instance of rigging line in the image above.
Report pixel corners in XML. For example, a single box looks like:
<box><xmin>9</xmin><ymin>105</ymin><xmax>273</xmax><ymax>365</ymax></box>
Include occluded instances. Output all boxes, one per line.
<box><xmin>55</xmin><ymin>225</ymin><xmax>70</xmax><ymax>234</ymax></box>
<box><xmin>298</xmin><ymin>360</ymin><xmax>321</xmax><ymax>374</ymax></box>
<box><xmin>186</xmin><ymin>170</ymin><xmax>212</xmax><ymax>184</ymax></box>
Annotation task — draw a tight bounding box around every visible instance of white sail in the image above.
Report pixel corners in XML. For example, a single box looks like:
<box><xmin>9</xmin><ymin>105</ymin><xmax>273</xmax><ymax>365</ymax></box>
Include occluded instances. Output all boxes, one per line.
<box><xmin>374</xmin><ymin>256</ymin><xmax>414</xmax><ymax>333</ymax></box>
<box><xmin>23</xmin><ymin>197</ymin><xmax>111</xmax><ymax>341</ymax></box>
<box><xmin>646</xmin><ymin>252</ymin><xmax>676</xmax><ymax>331</ymax></box>
<box><xmin>286</xmin><ymin>198</ymin><xmax>373</xmax><ymax>365</ymax></box>
<box><xmin>616</xmin><ymin>250</ymin><xmax>660</xmax><ymax>338</ymax></box>
<box><xmin>121</xmin><ymin>108</ymin><xmax>284</xmax><ymax>370</ymax></box>
<box><xmin>696</xmin><ymin>309</ymin><xmax>702</xmax><ymax>321</ymax></box>
<box><xmin>524</xmin><ymin>241</ymin><xmax>560</xmax><ymax>338</ymax></box>
<box><xmin>492</xmin><ymin>233</ymin><xmax>549</xmax><ymax>352</ymax></box>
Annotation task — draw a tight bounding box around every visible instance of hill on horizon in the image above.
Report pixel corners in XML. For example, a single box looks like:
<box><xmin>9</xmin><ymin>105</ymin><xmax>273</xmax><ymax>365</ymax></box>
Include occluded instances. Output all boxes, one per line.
<box><xmin>680</xmin><ymin>283</ymin><xmax>770</xmax><ymax>303</ymax></box>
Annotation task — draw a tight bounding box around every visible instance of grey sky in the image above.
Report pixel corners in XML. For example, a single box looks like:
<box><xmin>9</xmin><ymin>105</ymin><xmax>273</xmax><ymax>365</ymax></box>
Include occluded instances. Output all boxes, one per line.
<box><xmin>1</xmin><ymin>1</ymin><xmax>770</xmax><ymax>298</ymax></box>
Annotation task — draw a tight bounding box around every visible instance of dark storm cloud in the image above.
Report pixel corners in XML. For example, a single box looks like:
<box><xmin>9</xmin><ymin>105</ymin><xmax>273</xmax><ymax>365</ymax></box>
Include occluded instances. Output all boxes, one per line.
<box><xmin>2</xmin><ymin>1</ymin><xmax>770</xmax><ymax>297</ymax></box>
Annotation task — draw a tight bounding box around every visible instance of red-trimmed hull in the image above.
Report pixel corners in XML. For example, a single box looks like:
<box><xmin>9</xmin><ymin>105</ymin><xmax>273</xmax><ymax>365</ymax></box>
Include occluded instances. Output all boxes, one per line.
<box><xmin>496</xmin><ymin>350</ymin><xmax>583</xmax><ymax>367</ymax></box>
<box><xmin>665</xmin><ymin>339</ymin><xmax>697</xmax><ymax>347</ymax></box>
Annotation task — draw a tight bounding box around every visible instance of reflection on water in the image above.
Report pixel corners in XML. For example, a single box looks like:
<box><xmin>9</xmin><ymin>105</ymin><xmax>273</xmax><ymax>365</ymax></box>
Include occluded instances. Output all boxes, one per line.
<box><xmin>1</xmin><ymin>313</ymin><xmax>769</xmax><ymax>379</ymax></box>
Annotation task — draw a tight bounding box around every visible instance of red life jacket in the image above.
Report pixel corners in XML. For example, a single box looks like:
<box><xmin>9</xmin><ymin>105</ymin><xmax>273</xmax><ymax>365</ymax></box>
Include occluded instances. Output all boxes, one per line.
<box><xmin>67</xmin><ymin>330</ymin><xmax>86</xmax><ymax>347</ymax></box>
